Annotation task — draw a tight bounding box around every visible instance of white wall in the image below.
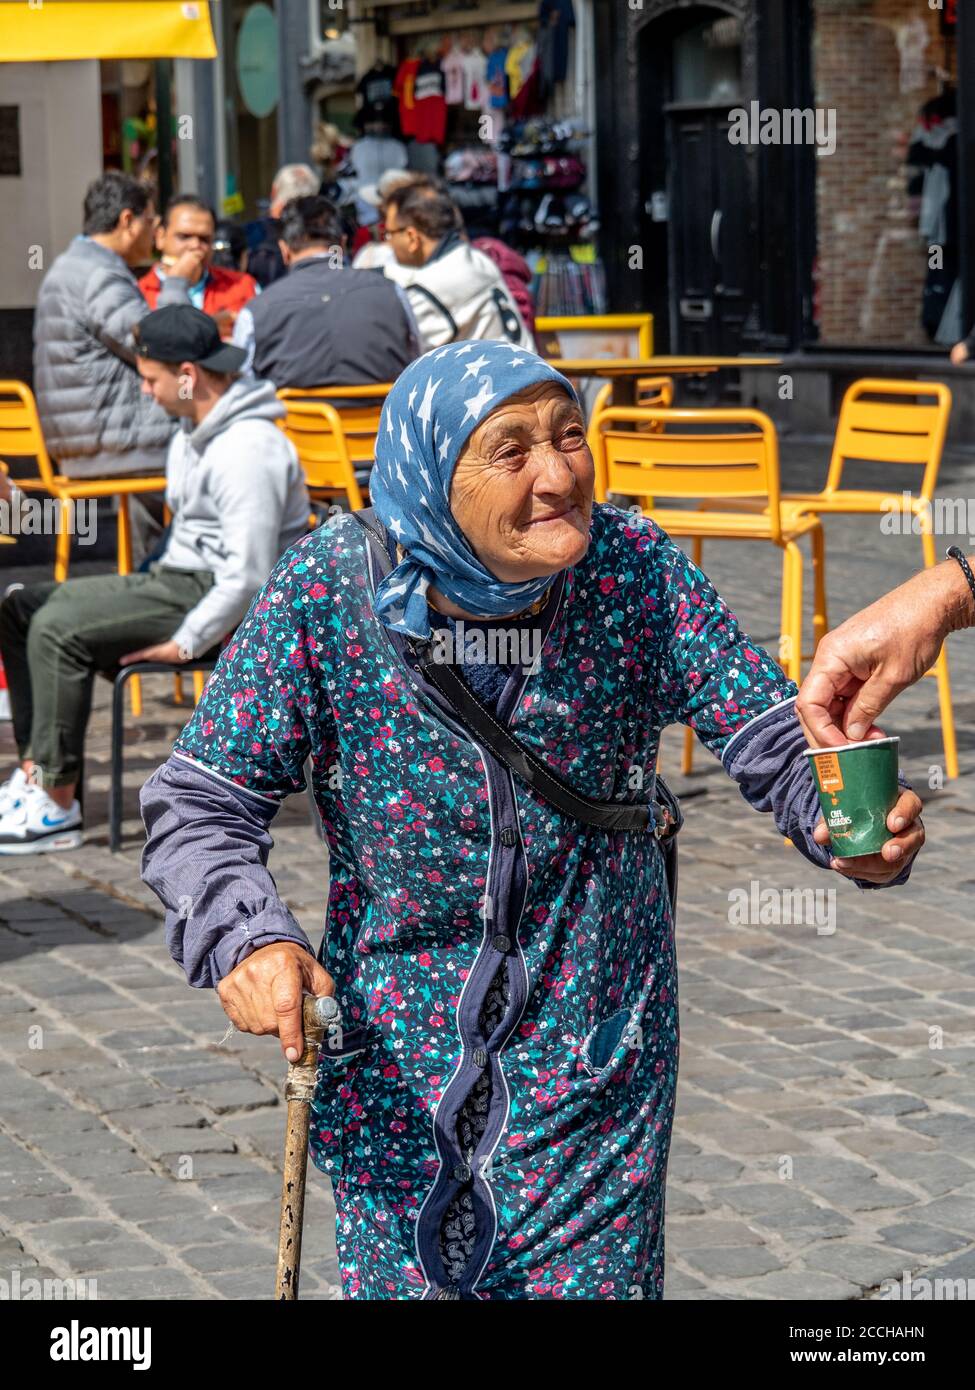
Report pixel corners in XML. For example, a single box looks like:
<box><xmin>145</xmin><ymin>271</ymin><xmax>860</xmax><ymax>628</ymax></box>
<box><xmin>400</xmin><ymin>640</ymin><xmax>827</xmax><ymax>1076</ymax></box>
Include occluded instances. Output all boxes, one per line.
<box><xmin>0</xmin><ymin>61</ymin><xmax>102</xmax><ymax>310</ymax></box>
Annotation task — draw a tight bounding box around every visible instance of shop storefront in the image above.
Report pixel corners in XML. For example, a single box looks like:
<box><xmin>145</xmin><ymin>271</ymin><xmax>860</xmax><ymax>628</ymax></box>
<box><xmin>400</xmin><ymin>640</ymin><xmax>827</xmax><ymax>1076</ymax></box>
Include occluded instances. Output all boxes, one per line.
<box><xmin>346</xmin><ymin>1</ymin><xmax>602</xmax><ymax>316</ymax></box>
<box><xmin>0</xmin><ymin>0</ymin><xmax>218</xmax><ymax>380</ymax></box>
<box><xmin>594</xmin><ymin>0</ymin><xmax>975</xmax><ymax>429</ymax></box>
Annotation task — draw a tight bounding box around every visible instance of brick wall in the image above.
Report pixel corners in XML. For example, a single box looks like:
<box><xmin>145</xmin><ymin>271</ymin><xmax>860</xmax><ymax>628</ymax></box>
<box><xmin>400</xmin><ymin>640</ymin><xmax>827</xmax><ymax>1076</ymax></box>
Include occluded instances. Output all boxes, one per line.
<box><xmin>813</xmin><ymin>0</ymin><xmax>957</xmax><ymax>345</ymax></box>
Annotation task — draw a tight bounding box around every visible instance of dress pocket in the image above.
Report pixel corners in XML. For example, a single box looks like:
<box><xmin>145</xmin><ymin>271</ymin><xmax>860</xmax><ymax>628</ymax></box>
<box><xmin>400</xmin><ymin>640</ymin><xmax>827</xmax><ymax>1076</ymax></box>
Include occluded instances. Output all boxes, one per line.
<box><xmin>309</xmin><ymin>1024</ymin><xmax>374</xmax><ymax>1178</ymax></box>
<box><xmin>580</xmin><ymin>1007</ymin><xmax>635</xmax><ymax>1076</ymax></box>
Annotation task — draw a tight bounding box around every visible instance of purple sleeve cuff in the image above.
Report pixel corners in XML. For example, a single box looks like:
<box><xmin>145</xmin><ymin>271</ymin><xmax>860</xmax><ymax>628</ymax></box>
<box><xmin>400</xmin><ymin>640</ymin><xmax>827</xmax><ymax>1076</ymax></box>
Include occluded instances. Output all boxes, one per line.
<box><xmin>140</xmin><ymin>756</ymin><xmax>317</xmax><ymax>988</ymax></box>
<box><xmin>721</xmin><ymin>697</ymin><xmax>914</xmax><ymax>891</ymax></box>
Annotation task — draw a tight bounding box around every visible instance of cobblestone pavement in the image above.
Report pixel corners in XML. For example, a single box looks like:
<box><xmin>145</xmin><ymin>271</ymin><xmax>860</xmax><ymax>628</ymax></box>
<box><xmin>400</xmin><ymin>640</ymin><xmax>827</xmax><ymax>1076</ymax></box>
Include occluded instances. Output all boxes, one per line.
<box><xmin>1</xmin><ymin>441</ymin><xmax>975</xmax><ymax>1300</ymax></box>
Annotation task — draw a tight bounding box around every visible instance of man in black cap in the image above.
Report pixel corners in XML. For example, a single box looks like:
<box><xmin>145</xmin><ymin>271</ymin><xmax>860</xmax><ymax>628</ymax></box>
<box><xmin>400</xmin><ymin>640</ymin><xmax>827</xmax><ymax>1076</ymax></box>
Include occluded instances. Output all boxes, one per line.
<box><xmin>0</xmin><ymin>305</ymin><xmax>310</xmax><ymax>855</ymax></box>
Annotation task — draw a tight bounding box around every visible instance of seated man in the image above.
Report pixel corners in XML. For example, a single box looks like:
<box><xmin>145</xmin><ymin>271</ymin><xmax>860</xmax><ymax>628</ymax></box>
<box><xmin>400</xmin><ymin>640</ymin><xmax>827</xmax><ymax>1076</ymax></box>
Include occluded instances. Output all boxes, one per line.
<box><xmin>231</xmin><ymin>196</ymin><xmax>420</xmax><ymax>388</ymax></box>
<box><xmin>33</xmin><ymin>170</ymin><xmax>199</xmax><ymax>479</ymax></box>
<box><xmin>246</xmin><ymin>163</ymin><xmax>322</xmax><ymax>290</ymax></box>
<box><xmin>0</xmin><ymin>305</ymin><xmax>310</xmax><ymax>855</ymax></box>
<box><xmin>139</xmin><ymin>194</ymin><xmax>259</xmax><ymax>339</ymax></box>
<box><xmin>381</xmin><ymin>186</ymin><xmax>534</xmax><ymax>351</ymax></box>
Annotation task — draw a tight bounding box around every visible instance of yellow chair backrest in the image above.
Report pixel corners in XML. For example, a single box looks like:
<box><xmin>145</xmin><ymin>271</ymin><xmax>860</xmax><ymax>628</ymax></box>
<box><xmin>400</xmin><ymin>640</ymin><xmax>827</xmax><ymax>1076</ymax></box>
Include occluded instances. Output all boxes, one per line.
<box><xmin>591</xmin><ymin>405</ymin><xmax>783</xmax><ymax>540</ymax></box>
<box><xmin>278</xmin><ymin>385</ymin><xmax>391</xmax><ymax>466</ymax></box>
<box><xmin>825</xmin><ymin>378</ymin><xmax>951</xmax><ymax>501</ymax></box>
<box><xmin>0</xmin><ymin>380</ymin><xmax>57</xmax><ymax>487</ymax></box>
<box><xmin>589</xmin><ymin>376</ymin><xmax>674</xmax><ymax>425</ymax></box>
<box><xmin>278</xmin><ymin>399</ymin><xmax>364</xmax><ymax>511</ymax></box>
<box><xmin>536</xmin><ymin>314</ymin><xmax>654</xmax><ymax>358</ymax></box>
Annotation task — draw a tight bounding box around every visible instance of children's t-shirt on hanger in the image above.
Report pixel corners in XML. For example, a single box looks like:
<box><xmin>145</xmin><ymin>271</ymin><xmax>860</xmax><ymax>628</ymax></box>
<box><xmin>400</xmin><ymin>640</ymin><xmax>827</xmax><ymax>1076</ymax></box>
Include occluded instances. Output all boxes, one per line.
<box><xmin>443</xmin><ymin>45</ymin><xmax>466</xmax><ymax>105</ymax></box>
<box><xmin>394</xmin><ymin>57</ymin><xmax>421</xmax><ymax>139</ymax></box>
<box><xmin>463</xmin><ymin>48</ymin><xmax>488</xmax><ymax>111</ymax></box>
<box><xmin>412</xmin><ymin>59</ymin><xmax>448</xmax><ymax>145</ymax></box>
<box><xmin>486</xmin><ymin>47</ymin><xmax>509</xmax><ymax>109</ymax></box>
<box><xmin>505</xmin><ymin>42</ymin><xmax>535</xmax><ymax>99</ymax></box>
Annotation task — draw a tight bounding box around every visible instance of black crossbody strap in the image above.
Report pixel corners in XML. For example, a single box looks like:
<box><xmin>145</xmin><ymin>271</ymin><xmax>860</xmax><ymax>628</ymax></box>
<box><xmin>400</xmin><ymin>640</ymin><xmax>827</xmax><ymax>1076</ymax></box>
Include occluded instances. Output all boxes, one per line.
<box><xmin>353</xmin><ymin>509</ymin><xmax>682</xmax><ymax>839</ymax></box>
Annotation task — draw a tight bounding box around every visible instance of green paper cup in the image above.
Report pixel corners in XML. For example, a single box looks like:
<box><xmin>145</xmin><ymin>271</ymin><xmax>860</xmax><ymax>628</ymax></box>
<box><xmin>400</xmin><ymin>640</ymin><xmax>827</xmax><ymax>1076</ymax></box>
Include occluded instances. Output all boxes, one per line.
<box><xmin>803</xmin><ymin>737</ymin><xmax>900</xmax><ymax>859</ymax></box>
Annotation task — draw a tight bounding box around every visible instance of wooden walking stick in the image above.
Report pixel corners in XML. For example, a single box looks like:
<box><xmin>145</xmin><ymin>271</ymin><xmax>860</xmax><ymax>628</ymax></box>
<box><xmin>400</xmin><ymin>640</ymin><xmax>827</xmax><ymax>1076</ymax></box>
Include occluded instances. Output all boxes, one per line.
<box><xmin>275</xmin><ymin>992</ymin><xmax>341</xmax><ymax>1300</ymax></box>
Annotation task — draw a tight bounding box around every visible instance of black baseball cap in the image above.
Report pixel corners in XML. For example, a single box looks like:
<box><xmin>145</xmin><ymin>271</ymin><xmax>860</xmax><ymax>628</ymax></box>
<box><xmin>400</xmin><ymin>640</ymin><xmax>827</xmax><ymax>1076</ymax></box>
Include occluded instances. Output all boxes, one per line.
<box><xmin>135</xmin><ymin>303</ymin><xmax>247</xmax><ymax>373</ymax></box>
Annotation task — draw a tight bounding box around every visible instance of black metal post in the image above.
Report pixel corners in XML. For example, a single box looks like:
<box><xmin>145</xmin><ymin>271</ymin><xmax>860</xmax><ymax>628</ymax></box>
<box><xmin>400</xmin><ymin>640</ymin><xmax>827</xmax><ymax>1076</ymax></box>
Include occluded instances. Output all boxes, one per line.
<box><xmin>155</xmin><ymin>59</ymin><xmax>174</xmax><ymax>211</ymax></box>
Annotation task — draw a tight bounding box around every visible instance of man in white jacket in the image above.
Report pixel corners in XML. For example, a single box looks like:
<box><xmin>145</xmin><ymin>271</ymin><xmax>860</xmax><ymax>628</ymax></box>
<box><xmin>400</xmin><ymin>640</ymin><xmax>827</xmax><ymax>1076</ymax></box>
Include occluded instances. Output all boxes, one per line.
<box><xmin>381</xmin><ymin>186</ymin><xmax>534</xmax><ymax>351</ymax></box>
<box><xmin>0</xmin><ymin>305</ymin><xmax>309</xmax><ymax>854</ymax></box>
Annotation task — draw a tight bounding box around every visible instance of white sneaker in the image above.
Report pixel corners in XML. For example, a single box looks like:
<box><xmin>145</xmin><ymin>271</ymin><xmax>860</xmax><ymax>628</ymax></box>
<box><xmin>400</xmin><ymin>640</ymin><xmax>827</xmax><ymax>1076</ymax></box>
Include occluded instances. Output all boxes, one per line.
<box><xmin>0</xmin><ymin>767</ymin><xmax>28</xmax><ymax>816</ymax></box>
<box><xmin>0</xmin><ymin>781</ymin><xmax>83</xmax><ymax>854</ymax></box>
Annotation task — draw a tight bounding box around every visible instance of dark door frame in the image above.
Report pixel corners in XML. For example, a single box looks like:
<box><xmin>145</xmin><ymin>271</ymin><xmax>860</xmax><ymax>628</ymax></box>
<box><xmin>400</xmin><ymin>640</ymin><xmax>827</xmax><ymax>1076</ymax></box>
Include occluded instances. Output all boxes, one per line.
<box><xmin>664</xmin><ymin>102</ymin><xmax>755</xmax><ymax>356</ymax></box>
<box><xmin>957</xmin><ymin>3</ymin><xmax>975</xmax><ymax>339</ymax></box>
<box><xmin>594</xmin><ymin>0</ymin><xmax>815</xmax><ymax>353</ymax></box>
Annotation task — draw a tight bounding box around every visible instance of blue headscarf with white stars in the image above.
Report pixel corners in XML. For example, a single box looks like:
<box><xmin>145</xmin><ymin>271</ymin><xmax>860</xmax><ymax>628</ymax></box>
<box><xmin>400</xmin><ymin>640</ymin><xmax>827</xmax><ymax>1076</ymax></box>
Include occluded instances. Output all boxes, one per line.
<box><xmin>369</xmin><ymin>341</ymin><xmax>579</xmax><ymax>639</ymax></box>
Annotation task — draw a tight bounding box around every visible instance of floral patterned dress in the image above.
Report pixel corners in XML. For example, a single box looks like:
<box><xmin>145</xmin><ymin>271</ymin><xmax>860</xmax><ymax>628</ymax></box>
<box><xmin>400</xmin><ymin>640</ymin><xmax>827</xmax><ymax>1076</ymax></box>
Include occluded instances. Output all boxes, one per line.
<box><xmin>165</xmin><ymin>502</ymin><xmax>802</xmax><ymax>1299</ymax></box>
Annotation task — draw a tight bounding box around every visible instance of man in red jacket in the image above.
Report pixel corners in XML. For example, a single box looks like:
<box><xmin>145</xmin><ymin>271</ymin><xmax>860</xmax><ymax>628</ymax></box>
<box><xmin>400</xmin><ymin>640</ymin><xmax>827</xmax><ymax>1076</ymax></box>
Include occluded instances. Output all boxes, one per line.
<box><xmin>139</xmin><ymin>194</ymin><xmax>258</xmax><ymax>339</ymax></box>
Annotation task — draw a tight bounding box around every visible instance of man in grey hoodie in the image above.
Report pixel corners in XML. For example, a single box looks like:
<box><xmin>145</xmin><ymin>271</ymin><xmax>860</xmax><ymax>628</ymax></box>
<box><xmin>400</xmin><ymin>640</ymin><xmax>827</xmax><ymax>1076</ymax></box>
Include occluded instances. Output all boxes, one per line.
<box><xmin>0</xmin><ymin>305</ymin><xmax>310</xmax><ymax>854</ymax></box>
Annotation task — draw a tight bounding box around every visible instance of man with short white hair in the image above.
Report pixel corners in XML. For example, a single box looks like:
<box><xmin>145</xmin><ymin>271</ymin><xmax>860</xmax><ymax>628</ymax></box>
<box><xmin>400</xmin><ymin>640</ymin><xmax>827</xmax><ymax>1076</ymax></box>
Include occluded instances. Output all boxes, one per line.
<box><xmin>248</xmin><ymin>163</ymin><xmax>323</xmax><ymax>287</ymax></box>
<box><xmin>270</xmin><ymin>164</ymin><xmax>322</xmax><ymax>214</ymax></box>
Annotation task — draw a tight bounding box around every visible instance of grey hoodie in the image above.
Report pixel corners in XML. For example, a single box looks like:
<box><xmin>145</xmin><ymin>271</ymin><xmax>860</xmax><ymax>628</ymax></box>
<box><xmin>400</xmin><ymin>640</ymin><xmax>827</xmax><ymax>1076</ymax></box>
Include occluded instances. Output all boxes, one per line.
<box><xmin>162</xmin><ymin>377</ymin><xmax>309</xmax><ymax>657</ymax></box>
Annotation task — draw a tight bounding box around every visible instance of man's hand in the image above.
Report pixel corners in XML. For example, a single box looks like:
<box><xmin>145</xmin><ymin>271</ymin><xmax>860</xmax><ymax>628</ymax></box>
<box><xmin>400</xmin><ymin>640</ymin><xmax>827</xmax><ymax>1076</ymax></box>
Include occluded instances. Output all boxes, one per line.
<box><xmin>797</xmin><ymin>561</ymin><xmax>973</xmax><ymax>747</ymax></box>
<box><xmin>813</xmin><ymin>788</ymin><xmax>924</xmax><ymax>884</ymax></box>
<box><xmin>119</xmin><ymin>639</ymin><xmax>184</xmax><ymax>666</ymax></box>
<box><xmin>212</xmin><ymin>308</ymin><xmax>237</xmax><ymax>338</ymax></box>
<box><xmin>168</xmin><ymin>246</ymin><xmax>208</xmax><ymax>282</ymax></box>
<box><xmin>216</xmin><ymin>941</ymin><xmax>335</xmax><ymax>1061</ymax></box>
<box><xmin>950</xmin><ymin>341</ymin><xmax>970</xmax><ymax>366</ymax></box>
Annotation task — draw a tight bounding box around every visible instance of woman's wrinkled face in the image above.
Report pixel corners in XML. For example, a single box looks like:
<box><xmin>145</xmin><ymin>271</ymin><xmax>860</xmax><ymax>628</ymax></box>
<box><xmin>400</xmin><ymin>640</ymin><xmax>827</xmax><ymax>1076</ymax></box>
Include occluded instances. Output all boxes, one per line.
<box><xmin>450</xmin><ymin>382</ymin><xmax>594</xmax><ymax>585</ymax></box>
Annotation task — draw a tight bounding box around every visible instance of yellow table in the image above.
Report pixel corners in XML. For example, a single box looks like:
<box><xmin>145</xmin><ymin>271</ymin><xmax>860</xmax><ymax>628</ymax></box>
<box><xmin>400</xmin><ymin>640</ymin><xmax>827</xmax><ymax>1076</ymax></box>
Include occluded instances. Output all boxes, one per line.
<box><xmin>550</xmin><ymin>356</ymin><xmax>783</xmax><ymax>406</ymax></box>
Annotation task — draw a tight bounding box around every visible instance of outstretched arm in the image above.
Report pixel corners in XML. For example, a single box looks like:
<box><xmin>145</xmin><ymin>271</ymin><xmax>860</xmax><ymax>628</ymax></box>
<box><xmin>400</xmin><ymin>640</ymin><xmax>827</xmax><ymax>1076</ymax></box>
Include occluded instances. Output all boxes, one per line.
<box><xmin>650</xmin><ymin>527</ymin><xmax>922</xmax><ymax>888</ymax></box>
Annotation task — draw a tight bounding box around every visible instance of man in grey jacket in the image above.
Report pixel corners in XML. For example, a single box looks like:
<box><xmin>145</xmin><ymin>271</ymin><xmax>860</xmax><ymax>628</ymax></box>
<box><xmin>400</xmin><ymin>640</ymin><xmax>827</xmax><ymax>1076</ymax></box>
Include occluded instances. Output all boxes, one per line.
<box><xmin>0</xmin><ymin>305</ymin><xmax>310</xmax><ymax>854</ymax></box>
<box><xmin>33</xmin><ymin>170</ymin><xmax>203</xmax><ymax>479</ymax></box>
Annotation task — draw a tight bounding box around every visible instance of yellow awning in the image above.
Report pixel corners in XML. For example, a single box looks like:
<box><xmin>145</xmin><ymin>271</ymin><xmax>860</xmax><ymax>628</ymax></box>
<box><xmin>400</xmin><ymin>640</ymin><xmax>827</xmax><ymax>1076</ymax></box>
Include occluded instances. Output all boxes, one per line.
<box><xmin>0</xmin><ymin>1</ymin><xmax>218</xmax><ymax>61</ymax></box>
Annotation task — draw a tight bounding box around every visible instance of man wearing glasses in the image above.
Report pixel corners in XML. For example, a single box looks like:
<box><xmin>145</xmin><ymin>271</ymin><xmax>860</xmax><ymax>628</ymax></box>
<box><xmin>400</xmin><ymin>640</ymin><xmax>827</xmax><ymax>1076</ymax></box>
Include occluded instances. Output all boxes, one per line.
<box><xmin>382</xmin><ymin>185</ymin><xmax>535</xmax><ymax>351</ymax></box>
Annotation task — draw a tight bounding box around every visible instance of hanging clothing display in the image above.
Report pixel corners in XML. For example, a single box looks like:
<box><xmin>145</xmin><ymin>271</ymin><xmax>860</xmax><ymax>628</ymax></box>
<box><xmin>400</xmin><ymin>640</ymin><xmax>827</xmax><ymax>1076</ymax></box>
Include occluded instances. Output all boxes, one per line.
<box><xmin>463</xmin><ymin>48</ymin><xmax>488</xmax><ymax>111</ymax></box>
<box><xmin>394</xmin><ymin>57</ymin><xmax>421</xmax><ymax>140</ymax></box>
<box><xmin>350</xmin><ymin>135</ymin><xmax>408</xmax><ymax>188</ymax></box>
<box><xmin>505</xmin><ymin>41</ymin><xmax>535</xmax><ymax>99</ymax></box>
<box><xmin>443</xmin><ymin>45</ymin><xmax>466</xmax><ymax>105</ymax></box>
<box><xmin>412</xmin><ymin>59</ymin><xmax>448</xmax><ymax>145</ymax></box>
<box><xmin>907</xmin><ymin>88</ymin><xmax>958</xmax><ymax>341</ymax></box>
<box><xmin>538</xmin><ymin>0</ymin><xmax>575</xmax><ymax>88</ymax></box>
<box><xmin>486</xmin><ymin>46</ymin><xmax>509</xmax><ymax>109</ymax></box>
<box><xmin>355</xmin><ymin>62</ymin><xmax>400</xmax><ymax>132</ymax></box>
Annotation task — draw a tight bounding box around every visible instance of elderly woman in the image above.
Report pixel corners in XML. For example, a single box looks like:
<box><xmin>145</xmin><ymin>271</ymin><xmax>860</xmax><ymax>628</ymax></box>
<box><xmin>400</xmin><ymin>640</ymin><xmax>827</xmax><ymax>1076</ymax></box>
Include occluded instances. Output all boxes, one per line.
<box><xmin>141</xmin><ymin>342</ymin><xmax>923</xmax><ymax>1300</ymax></box>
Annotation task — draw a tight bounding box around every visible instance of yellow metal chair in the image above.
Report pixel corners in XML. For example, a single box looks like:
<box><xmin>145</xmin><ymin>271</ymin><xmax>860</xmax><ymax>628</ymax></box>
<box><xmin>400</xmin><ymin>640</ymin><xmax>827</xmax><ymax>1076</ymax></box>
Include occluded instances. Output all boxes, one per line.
<box><xmin>697</xmin><ymin>378</ymin><xmax>957</xmax><ymax>778</ymax></box>
<box><xmin>0</xmin><ymin>380</ymin><xmax>168</xmax><ymax>717</ymax></box>
<box><xmin>278</xmin><ymin>384</ymin><xmax>391</xmax><ymax>480</ymax></box>
<box><xmin>590</xmin><ymin>405</ymin><xmax>826</xmax><ymax>774</ymax></box>
<box><xmin>0</xmin><ymin>380</ymin><xmax>165</xmax><ymax>584</ymax></box>
<box><xmin>278</xmin><ymin>399</ymin><xmax>365</xmax><ymax>513</ymax></box>
<box><xmin>589</xmin><ymin>376</ymin><xmax>674</xmax><ymax>423</ymax></box>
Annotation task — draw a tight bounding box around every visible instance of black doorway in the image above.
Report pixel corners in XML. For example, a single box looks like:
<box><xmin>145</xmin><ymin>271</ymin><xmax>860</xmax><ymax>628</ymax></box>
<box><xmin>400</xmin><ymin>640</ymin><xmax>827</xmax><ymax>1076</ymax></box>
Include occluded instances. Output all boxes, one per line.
<box><xmin>666</xmin><ymin>104</ymin><xmax>752</xmax><ymax>355</ymax></box>
<box><xmin>638</xmin><ymin>6</ymin><xmax>757</xmax><ymax>355</ymax></box>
